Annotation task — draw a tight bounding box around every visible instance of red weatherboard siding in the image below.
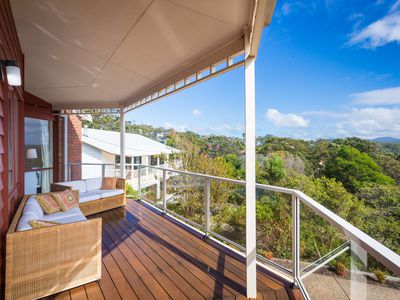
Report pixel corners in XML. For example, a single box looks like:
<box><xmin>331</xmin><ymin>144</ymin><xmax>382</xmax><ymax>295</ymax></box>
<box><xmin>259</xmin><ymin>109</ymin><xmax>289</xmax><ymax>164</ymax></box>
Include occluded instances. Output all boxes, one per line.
<box><xmin>0</xmin><ymin>0</ymin><xmax>25</xmax><ymax>295</ymax></box>
<box><xmin>0</xmin><ymin>1</ymin><xmax>63</xmax><ymax>295</ymax></box>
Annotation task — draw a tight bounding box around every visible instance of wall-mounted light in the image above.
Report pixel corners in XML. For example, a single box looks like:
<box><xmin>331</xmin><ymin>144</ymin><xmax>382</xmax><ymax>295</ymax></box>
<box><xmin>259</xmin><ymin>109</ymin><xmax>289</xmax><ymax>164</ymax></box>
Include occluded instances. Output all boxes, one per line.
<box><xmin>0</xmin><ymin>60</ymin><xmax>22</xmax><ymax>86</ymax></box>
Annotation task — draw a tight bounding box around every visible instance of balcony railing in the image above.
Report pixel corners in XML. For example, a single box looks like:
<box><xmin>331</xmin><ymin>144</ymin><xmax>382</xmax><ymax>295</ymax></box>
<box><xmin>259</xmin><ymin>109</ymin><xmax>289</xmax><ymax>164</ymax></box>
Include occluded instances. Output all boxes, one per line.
<box><xmin>67</xmin><ymin>162</ymin><xmax>400</xmax><ymax>300</ymax></box>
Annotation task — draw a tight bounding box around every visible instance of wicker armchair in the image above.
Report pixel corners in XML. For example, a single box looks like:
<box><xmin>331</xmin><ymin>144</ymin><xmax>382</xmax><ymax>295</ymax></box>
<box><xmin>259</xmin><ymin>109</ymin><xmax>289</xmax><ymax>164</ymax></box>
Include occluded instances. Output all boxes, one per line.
<box><xmin>5</xmin><ymin>194</ymin><xmax>102</xmax><ymax>300</ymax></box>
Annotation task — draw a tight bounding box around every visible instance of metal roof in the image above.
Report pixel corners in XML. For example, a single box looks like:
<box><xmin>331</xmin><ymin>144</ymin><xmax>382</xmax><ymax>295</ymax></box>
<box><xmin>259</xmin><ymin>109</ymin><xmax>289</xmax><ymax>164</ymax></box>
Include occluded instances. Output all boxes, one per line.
<box><xmin>82</xmin><ymin>128</ymin><xmax>179</xmax><ymax>156</ymax></box>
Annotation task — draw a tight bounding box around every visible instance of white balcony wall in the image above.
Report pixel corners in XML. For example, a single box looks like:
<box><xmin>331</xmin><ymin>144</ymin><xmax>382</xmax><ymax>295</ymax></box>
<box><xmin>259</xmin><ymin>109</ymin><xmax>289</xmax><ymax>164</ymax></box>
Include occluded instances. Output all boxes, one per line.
<box><xmin>82</xmin><ymin>143</ymin><xmax>102</xmax><ymax>179</ymax></box>
<box><xmin>102</xmin><ymin>151</ymin><xmax>117</xmax><ymax>177</ymax></box>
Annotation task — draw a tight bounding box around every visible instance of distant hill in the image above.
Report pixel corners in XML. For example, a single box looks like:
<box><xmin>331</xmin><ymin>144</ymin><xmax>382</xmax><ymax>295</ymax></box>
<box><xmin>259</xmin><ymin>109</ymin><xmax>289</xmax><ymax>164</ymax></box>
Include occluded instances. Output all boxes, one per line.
<box><xmin>371</xmin><ymin>137</ymin><xmax>400</xmax><ymax>144</ymax></box>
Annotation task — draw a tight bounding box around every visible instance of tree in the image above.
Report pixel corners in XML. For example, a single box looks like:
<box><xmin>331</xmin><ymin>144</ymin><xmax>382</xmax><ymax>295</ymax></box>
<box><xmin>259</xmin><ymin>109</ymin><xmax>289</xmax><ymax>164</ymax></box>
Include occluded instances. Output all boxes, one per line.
<box><xmin>356</xmin><ymin>184</ymin><xmax>400</xmax><ymax>254</ymax></box>
<box><xmin>284</xmin><ymin>175</ymin><xmax>367</xmax><ymax>259</ymax></box>
<box><xmin>325</xmin><ymin>145</ymin><xmax>395</xmax><ymax>192</ymax></box>
<box><xmin>263</xmin><ymin>155</ymin><xmax>286</xmax><ymax>183</ymax></box>
<box><xmin>375</xmin><ymin>154</ymin><xmax>400</xmax><ymax>185</ymax></box>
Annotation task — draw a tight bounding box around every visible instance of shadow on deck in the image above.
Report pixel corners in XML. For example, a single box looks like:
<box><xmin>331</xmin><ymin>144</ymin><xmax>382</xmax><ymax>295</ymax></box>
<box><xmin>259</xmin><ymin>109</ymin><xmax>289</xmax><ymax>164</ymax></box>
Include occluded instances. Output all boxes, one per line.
<box><xmin>42</xmin><ymin>200</ymin><xmax>303</xmax><ymax>300</ymax></box>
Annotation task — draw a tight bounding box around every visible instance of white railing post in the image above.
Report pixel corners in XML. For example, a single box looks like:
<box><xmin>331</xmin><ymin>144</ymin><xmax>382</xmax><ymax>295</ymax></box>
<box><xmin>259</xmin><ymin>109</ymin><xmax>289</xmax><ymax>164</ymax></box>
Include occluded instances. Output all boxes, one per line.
<box><xmin>138</xmin><ymin>165</ymin><xmax>142</xmax><ymax>199</ymax></box>
<box><xmin>101</xmin><ymin>164</ymin><xmax>105</xmax><ymax>178</ymax></box>
<box><xmin>162</xmin><ymin>169</ymin><xmax>167</xmax><ymax>213</ymax></box>
<box><xmin>351</xmin><ymin>241</ymin><xmax>367</xmax><ymax>300</ymax></box>
<box><xmin>245</xmin><ymin>28</ymin><xmax>257</xmax><ymax>299</ymax></box>
<box><xmin>120</xmin><ymin>108</ymin><xmax>126</xmax><ymax>179</ymax></box>
<box><xmin>204</xmin><ymin>179</ymin><xmax>211</xmax><ymax>237</ymax></box>
<box><xmin>68</xmin><ymin>164</ymin><xmax>71</xmax><ymax>181</ymax></box>
<box><xmin>292</xmin><ymin>194</ymin><xmax>300</xmax><ymax>285</ymax></box>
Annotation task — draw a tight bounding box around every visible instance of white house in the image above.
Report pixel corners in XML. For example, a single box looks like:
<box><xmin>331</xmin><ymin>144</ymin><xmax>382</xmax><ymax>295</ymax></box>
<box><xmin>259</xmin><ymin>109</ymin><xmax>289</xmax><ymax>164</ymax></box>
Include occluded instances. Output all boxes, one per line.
<box><xmin>82</xmin><ymin>128</ymin><xmax>179</xmax><ymax>186</ymax></box>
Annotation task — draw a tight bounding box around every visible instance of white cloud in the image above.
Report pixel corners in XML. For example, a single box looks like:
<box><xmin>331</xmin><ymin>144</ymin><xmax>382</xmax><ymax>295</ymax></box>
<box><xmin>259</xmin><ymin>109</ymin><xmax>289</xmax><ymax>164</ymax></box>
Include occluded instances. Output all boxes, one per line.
<box><xmin>163</xmin><ymin>121</ymin><xmax>244</xmax><ymax>136</ymax></box>
<box><xmin>390</xmin><ymin>0</ymin><xmax>400</xmax><ymax>13</ymax></box>
<box><xmin>300</xmin><ymin>107</ymin><xmax>400</xmax><ymax>139</ymax></box>
<box><xmin>337</xmin><ymin>107</ymin><xmax>400</xmax><ymax>138</ymax></box>
<box><xmin>266</xmin><ymin>108</ymin><xmax>309</xmax><ymax>128</ymax></box>
<box><xmin>301</xmin><ymin>110</ymin><xmax>344</xmax><ymax>118</ymax></box>
<box><xmin>350</xmin><ymin>86</ymin><xmax>400</xmax><ymax>105</ymax></box>
<box><xmin>281</xmin><ymin>2</ymin><xmax>293</xmax><ymax>15</ymax></box>
<box><xmin>192</xmin><ymin>109</ymin><xmax>202</xmax><ymax>116</ymax></box>
<box><xmin>209</xmin><ymin>123</ymin><xmax>244</xmax><ymax>134</ymax></box>
<box><xmin>348</xmin><ymin>2</ymin><xmax>400</xmax><ymax>48</ymax></box>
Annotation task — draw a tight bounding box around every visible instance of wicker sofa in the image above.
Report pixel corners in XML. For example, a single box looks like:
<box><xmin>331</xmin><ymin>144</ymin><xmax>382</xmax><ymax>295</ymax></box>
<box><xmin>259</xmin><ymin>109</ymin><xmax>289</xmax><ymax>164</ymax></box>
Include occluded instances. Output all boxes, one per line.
<box><xmin>5</xmin><ymin>191</ymin><xmax>102</xmax><ymax>300</ymax></box>
<box><xmin>51</xmin><ymin>177</ymin><xmax>126</xmax><ymax>216</ymax></box>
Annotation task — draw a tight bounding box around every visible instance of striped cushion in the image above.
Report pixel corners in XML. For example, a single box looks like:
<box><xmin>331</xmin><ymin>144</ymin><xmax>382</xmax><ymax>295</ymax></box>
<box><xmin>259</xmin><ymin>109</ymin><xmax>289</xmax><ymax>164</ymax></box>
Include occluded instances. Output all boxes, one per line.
<box><xmin>102</xmin><ymin>177</ymin><xmax>117</xmax><ymax>190</ymax></box>
<box><xmin>52</xmin><ymin>190</ymin><xmax>79</xmax><ymax>211</ymax></box>
<box><xmin>34</xmin><ymin>194</ymin><xmax>61</xmax><ymax>214</ymax></box>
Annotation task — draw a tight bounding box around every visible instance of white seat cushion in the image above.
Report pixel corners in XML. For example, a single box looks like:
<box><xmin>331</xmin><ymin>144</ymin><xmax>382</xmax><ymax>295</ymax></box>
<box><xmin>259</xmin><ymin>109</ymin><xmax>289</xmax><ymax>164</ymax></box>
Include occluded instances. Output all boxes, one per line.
<box><xmin>42</xmin><ymin>207</ymin><xmax>83</xmax><ymax>221</ymax></box>
<box><xmin>85</xmin><ymin>177</ymin><xmax>102</xmax><ymax>191</ymax></box>
<box><xmin>17</xmin><ymin>202</ymin><xmax>86</xmax><ymax>231</ymax></box>
<box><xmin>99</xmin><ymin>189</ymin><xmax>125</xmax><ymax>198</ymax></box>
<box><xmin>80</xmin><ymin>191</ymin><xmax>102</xmax><ymax>203</ymax></box>
<box><xmin>23</xmin><ymin>197</ymin><xmax>44</xmax><ymax>219</ymax></box>
<box><xmin>17</xmin><ymin>213</ymin><xmax>39</xmax><ymax>231</ymax></box>
<box><xmin>58</xmin><ymin>180</ymin><xmax>87</xmax><ymax>193</ymax></box>
<box><xmin>17</xmin><ymin>197</ymin><xmax>46</xmax><ymax>231</ymax></box>
<box><xmin>45</xmin><ymin>214</ymin><xmax>87</xmax><ymax>224</ymax></box>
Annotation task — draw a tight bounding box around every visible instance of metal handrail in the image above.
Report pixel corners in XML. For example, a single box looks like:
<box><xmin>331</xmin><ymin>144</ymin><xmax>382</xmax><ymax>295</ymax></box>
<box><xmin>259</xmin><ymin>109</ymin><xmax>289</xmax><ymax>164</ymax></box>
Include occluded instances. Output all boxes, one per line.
<box><xmin>67</xmin><ymin>162</ymin><xmax>400</xmax><ymax>280</ymax></box>
<box><xmin>135</xmin><ymin>164</ymin><xmax>400</xmax><ymax>278</ymax></box>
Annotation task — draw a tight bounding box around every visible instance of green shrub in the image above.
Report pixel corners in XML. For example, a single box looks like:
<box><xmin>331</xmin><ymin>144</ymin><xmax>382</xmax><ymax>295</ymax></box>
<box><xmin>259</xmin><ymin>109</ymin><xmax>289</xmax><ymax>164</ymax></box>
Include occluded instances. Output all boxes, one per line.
<box><xmin>335</xmin><ymin>261</ymin><xmax>348</xmax><ymax>277</ymax></box>
<box><xmin>126</xmin><ymin>183</ymin><xmax>138</xmax><ymax>199</ymax></box>
<box><xmin>372</xmin><ymin>269</ymin><xmax>386</xmax><ymax>283</ymax></box>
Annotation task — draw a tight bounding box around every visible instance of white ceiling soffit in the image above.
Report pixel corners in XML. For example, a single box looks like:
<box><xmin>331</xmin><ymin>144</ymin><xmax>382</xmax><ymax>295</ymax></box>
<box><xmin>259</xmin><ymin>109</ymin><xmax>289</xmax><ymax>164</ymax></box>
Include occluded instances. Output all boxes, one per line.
<box><xmin>11</xmin><ymin>0</ymin><xmax>275</xmax><ymax>110</ymax></box>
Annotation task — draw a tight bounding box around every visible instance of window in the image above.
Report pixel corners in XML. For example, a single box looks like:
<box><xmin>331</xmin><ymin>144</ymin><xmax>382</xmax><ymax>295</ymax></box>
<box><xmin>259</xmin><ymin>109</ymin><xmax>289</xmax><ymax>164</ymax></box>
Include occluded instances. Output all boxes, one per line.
<box><xmin>150</xmin><ymin>156</ymin><xmax>158</xmax><ymax>166</ymax></box>
<box><xmin>115</xmin><ymin>155</ymin><xmax>133</xmax><ymax>164</ymax></box>
<box><xmin>24</xmin><ymin>118</ymin><xmax>53</xmax><ymax>194</ymax></box>
<box><xmin>8</xmin><ymin>94</ymin><xmax>16</xmax><ymax>191</ymax></box>
<box><xmin>7</xmin><ymin>93</ymin><xmax>20</xmax><ymax>193</ymax></box>
<box><xmin>133</xmin><ymin>156</ymin><xmax>142</xmax><ymax>170</ymax></box>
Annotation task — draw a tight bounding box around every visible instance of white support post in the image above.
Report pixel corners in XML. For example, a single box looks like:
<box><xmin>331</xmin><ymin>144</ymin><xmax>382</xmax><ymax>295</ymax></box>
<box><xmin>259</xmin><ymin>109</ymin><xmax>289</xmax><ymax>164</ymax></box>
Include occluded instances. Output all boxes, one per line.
<box><xmin>245</xmin><ymin>30</ymin><xmax>257</xmax><ymax>299</ymax></box>
<box><xmin>63</xmin><ymin>115</ymin><xmax>68</xmax><ymax>181</ymax></box>
<box><xmin>101</xmin><ymin>164</ymin><xmax>106</xmax><ymax>178</ymax></box>
<box><xmin>131</xmin><ymin>159</ymin><xmax>134</xmax><ymax>180</ymax></box>
<box><xmin>162</xmin><ymin>169</ymin><xmax>167</xmax><ymax>213</ymax></box>
<box><xmin>292</xmin><ymin>194</ymin><xmax>300</xmax><ymax>284</ymax></box>
<box><xmin>120</xmin><ymin>109</ymin><xmax>126</xmax><ymax>179</ymax></box>
<box><xmin>138</xmin><ymin>165</ymin><xmax>142</xmax><ymax>198</ymax></box>
<box><xmin>205</xmin><ymin>179</ymin><xmax>211</xmax><ymax>237</ymax></box>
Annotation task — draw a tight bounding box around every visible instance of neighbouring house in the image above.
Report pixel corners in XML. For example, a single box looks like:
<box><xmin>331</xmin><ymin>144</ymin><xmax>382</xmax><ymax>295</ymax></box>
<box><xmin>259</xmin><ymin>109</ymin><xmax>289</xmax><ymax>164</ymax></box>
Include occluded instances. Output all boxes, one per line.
<box><xmin>82</xmin><ymin>127</ymin><xmax>179</xmax><ymax>187</ymax></box>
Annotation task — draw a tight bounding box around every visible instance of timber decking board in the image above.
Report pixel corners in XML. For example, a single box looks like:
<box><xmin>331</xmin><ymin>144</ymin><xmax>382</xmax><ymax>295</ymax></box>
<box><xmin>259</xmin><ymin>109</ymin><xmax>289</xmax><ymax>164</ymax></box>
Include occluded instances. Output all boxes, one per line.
<box><xmin>42</xmin><ymin>199</ymin><xmax>302</xmax><ymax>300</ymax></box>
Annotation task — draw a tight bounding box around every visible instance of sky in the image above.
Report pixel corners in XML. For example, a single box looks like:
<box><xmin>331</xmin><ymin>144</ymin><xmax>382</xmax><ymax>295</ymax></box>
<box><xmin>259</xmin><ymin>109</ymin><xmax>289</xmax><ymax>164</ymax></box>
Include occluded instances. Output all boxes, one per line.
<box><xmin>127</xmin><ymin>0</ymin><xmax>400</xmax><ymax>140</ymax></box>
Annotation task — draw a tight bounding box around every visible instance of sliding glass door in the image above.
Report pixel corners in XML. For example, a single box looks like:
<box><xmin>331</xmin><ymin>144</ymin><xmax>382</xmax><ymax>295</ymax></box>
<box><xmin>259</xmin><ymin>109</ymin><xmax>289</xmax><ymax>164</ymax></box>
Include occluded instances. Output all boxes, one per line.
<box><xmin>24</xmin><ymin>117</ymin><xmax>53</xmax><ymax>194</ymax></box>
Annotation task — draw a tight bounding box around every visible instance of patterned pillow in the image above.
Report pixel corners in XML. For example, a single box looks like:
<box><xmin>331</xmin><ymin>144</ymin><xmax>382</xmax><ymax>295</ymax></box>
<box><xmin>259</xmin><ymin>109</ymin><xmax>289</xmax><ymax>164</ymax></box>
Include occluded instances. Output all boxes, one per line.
<box><xmin>52</xmin><ymin>190</ymin><xmax>79</xmax><ymax>211</ymax></box>
<box><xmin>34</xmin><ymin>193</ymin><xmax>61</xmax><ymax>214</ymax></box>
<box><xmin>29</xmin><ymin>220</ymin><xmax>61</xmax><ymax>229</ymax></box>
<box><xmin>102</xmin><ymin>177</ymin><xmax>117</xmax><ymax>190</ymax></box>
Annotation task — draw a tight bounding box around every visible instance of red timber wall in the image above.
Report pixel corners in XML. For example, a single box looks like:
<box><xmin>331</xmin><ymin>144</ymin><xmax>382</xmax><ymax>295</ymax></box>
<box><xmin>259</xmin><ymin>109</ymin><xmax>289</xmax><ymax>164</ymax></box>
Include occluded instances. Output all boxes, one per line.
<box><xmin>0</xmin><ymin>1</ymin><xmax>64</xmax><ymax>295</ymax></box>
<box><xmin>0</xmin><ymin>0</ymin><xmax>24</xmax><ymax>295</ymax></box>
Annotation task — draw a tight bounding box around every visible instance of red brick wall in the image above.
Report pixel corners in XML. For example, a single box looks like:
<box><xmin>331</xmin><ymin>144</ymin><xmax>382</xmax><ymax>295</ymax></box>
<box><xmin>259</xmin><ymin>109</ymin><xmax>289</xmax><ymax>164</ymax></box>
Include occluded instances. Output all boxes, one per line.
<box><xmin>68</xmin><ymin>115</ymin><xmax>82</xmax><ymax>180</ymax></box>
<box><xmin>53</xmin><ymin>116</ymin><xmax>64</xmax><ymax>182</ymax></box>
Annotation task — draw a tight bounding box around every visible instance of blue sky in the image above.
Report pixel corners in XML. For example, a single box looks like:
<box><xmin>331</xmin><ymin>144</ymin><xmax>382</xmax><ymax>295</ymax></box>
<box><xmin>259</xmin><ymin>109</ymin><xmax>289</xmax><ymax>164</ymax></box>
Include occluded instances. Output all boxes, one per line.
<box><xmin>127</xmin><ymin>0</ymin><xmax>400</xmax><ymax>139</ymax></box>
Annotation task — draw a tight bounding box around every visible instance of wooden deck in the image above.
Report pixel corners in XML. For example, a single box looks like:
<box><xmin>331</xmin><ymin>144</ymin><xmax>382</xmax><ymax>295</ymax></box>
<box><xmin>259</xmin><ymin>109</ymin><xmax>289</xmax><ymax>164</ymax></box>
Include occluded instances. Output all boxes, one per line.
<box><xmin>43</xmin><ymin>200</ymin><xmax>302</xmax><ymax>300</ymax></box>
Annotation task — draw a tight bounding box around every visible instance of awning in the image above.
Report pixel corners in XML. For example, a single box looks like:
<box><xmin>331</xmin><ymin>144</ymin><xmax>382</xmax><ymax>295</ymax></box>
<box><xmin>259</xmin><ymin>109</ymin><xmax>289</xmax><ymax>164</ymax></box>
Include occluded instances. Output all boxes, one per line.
<box><xmin>11</xmin><ymin>0</ymin><xmax>276</xmax><ymax>111</ymax></box>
